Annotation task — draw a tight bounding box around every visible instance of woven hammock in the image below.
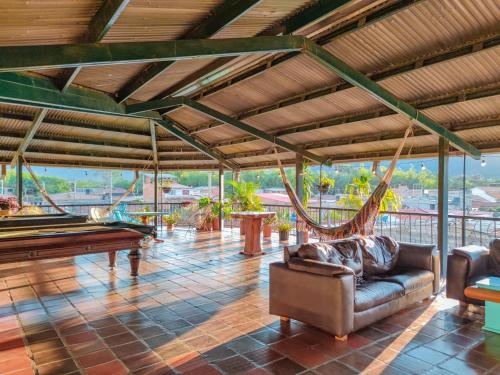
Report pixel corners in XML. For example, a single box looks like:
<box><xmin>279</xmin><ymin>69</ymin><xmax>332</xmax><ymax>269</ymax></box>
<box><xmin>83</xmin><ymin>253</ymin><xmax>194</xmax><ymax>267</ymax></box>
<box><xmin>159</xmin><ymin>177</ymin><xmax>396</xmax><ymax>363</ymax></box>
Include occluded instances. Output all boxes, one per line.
<box><xmin>22</xmin><ymin>156</ymin><xmax>140</xmax><ymax>215</ymax></box>
<box><xmin>275</xmin><ymin>122</ymin><xmax>414</xmax><ymax>239</ymax></box>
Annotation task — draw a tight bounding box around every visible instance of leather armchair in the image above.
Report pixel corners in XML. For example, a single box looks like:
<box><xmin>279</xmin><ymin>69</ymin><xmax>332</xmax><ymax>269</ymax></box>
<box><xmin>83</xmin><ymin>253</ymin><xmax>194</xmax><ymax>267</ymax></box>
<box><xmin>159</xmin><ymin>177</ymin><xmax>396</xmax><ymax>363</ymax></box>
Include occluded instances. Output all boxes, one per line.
<box><xmin>446</xmin><ymin>244</ymin><xmax>492</xmax><ymax>305</ymax></box>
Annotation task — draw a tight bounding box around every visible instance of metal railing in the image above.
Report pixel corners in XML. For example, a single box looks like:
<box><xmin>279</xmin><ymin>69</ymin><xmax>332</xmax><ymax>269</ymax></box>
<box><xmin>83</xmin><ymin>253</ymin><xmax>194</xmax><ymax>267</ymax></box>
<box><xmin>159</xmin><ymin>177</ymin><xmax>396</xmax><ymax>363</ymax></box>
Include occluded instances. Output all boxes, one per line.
<box><xmin>36</xmin><ymin>202</ymin><xmax>498</xmax><ymax>250</ymax></box>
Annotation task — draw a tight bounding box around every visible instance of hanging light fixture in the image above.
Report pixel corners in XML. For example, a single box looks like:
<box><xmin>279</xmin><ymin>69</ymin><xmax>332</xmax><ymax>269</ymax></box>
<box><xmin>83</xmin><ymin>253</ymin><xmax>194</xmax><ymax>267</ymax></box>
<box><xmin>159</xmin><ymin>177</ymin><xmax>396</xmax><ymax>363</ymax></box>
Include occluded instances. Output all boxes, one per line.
<box><xmin>481</xmin><ymin>158</ymin><xmax>486</xmax><ymax>167</ymax></box>
<box><xmin>420</xmin><ymin>162</ymin><xmax>426</xmax><ymax>171</ymax></box>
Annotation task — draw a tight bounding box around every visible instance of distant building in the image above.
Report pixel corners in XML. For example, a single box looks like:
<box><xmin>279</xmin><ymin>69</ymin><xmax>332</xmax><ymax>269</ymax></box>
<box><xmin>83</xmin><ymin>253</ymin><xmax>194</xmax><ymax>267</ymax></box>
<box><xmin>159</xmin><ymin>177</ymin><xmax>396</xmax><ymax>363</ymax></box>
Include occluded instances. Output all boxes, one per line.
<box><xmin>143</xmin><ymin>174</ymin><xmax>193</xmax><ymax>202</ymax></box>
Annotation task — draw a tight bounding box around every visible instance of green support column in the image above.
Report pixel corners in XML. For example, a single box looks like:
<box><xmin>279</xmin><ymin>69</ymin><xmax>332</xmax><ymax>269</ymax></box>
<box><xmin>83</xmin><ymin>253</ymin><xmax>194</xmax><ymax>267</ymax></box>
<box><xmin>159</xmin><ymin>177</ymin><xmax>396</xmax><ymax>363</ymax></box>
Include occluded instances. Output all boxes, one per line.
<box><xmin>296</xmin><ymin>153</ymin><xmax>304</xmax><ymax>245</ymax></box>
<box><xmin>16</xmin><ymin>154</ymin><xmax>23</xmax><ymax>207</ymax></box>
<box><xmin>438</xmin><ymin>137</ymin><xmax>449</xmax><ymax>279</ymax></box>
<box><xmin>154</xmin><ymin>165</ymin><xmax>159</xmax><ymax>228</ymax></box>
<box><xmin>219</xmin><ymin>165</ymin><xmax>224</xmax><ymax>231</ymax></box>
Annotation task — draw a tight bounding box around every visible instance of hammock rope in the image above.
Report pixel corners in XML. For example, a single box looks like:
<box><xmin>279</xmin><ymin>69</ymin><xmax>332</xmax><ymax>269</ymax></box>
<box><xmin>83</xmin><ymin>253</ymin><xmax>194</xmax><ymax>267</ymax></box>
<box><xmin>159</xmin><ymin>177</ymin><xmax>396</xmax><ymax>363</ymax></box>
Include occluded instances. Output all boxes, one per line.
<box><xmin>22</xmin><ymin>156</ymin><xmax>67</xmax><ymax>213</ymax></box>
<box><xmin>274</xmin><ymin>120</ymin><xmax>414</xmax><ymax>239</ymax></box>
<box><xmin>21</xmin><ymin>156</ymin><xmax>143</xmax><ymax>215</ymax></box>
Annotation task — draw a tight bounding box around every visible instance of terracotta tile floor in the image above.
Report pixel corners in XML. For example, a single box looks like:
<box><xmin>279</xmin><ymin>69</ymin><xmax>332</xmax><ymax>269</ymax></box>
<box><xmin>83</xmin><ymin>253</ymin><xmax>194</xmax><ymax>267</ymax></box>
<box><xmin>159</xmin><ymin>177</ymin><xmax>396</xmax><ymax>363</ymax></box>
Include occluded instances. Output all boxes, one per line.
<box><xmin>0</xmin><ymin>229</ymin><xmax>499</xmax><ymax>375</ymax></box>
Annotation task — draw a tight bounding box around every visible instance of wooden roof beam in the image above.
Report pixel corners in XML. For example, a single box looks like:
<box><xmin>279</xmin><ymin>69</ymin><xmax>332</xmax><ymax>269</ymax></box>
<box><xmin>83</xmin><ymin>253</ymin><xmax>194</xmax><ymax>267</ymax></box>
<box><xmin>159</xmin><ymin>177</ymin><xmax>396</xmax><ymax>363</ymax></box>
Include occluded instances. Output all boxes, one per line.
<box><xmin>56</xmin><ymin>0</ymin><xmax>130</xmax><ymax>91</ymax></box>
<box><xmin>115</xmin><ymin>0</ymin><xmax>262</xmax><ymax>103</ymax></box>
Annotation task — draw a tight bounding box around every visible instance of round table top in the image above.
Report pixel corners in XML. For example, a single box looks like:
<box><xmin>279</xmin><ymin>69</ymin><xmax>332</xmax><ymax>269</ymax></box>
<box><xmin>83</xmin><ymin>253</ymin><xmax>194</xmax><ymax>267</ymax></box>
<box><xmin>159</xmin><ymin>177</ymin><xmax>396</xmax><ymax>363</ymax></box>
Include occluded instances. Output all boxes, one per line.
<box><xmin>231</xmin><ymin>211</ymin><xmax>275</xmax><ymax>219</ymax></box>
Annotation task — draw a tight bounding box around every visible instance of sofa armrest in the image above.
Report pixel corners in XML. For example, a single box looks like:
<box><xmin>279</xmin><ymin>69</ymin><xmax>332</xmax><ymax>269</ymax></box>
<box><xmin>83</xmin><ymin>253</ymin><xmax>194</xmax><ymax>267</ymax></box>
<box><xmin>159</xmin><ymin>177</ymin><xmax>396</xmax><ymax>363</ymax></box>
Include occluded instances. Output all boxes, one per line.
<box><xmin>288</xmin><ymin>257</ymin><xmax>354</xmax><ymax>276</ymax></box>
<box><xmin>452</xmin><ymin>245</ymin><xmax>489</xmax><ymax>277</ymax></box>
<box><xmin>397</xmin><ymin>242</ymin><xmax>437</xmax><ymax>271</ymax></box>
<box><xmin>269</xmin><ymin>262</ymin><xmax>354</xmax><ymax>337</ymax></box>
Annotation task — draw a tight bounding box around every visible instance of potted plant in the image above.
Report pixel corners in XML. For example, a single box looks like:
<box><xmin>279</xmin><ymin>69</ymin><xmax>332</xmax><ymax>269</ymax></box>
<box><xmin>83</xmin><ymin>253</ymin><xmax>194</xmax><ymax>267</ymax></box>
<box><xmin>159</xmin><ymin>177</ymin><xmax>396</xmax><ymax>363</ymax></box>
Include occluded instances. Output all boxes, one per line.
<box><xmin>197</xmin><ymin>197</ymin><xmax>213</xmax><ymax>231</ymax></box>
<box><xmin>0</xmin><ymin>196</ymin><xmax>19</xmax><ymax>216</ymax></box>
<box><xmin>262</xmin><ymin>216</ymin><xmax>276</xmax><ymax>238</ymax></box>
<box><xmin>277</xmin><ymin>222</ymin><xmax>292</xmax><ymax>242</ymax></box>
<box><xmin>211</xmin><ymin>202</ymin><xmax>221</xmax><ymax>231</ymax></box>
<box><xmin>162</xmin><ymin>212</ymin><xmax>179</xmax><ymax>232</ymax></box>
<box><xmin>317</xmin><ymin>176</ymin><xmax>335</xmax><ymax>194</ymax></box>
<box><xmin>227</xmin><ymin>181</ymin><xmax>263</xmax><ymax>236</ymax></box>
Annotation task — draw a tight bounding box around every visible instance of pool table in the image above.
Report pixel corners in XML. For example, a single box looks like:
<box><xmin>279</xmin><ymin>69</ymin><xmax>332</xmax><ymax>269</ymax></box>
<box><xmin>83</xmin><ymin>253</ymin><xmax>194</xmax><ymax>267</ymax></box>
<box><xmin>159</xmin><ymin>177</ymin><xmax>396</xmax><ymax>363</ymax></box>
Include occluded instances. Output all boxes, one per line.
<box><xmin>0</xmin><ymin>225</ymin><xmax>145</xmax><ymax>276</ymax></box>
<box><xmin>0</xmin><ymin>213</ymin><xmax>88</xmax><ymax>228</ymax></box>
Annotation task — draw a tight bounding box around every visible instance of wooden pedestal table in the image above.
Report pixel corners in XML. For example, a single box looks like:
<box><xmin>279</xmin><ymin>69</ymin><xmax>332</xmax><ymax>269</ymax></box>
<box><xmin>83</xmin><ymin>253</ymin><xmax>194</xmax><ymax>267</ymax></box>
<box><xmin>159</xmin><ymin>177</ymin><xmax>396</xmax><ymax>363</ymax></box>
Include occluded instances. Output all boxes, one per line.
<box><xmin>231</xmin><ymin>212</ymin><xmax>275</xmax><ymax>256</ymax></box>
<box><xmin>465</xmin><ymin>277</ymin><xmax>500</xmax><ymax>334</ymax></box>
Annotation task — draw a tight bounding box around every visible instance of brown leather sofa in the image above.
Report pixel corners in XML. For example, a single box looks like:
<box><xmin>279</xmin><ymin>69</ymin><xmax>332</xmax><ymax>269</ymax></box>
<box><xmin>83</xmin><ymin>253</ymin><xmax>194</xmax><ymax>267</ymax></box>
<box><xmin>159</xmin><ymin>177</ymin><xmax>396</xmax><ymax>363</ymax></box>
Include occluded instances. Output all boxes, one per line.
<box><xmin>446</xmin><ymin>239</ymin><xmax>500</xmax><ymax>305</ymax></box>
<box><xmin>269</xmin><ymin>236</ymin><xmax>440</xmax><ymax>339</ymax></box>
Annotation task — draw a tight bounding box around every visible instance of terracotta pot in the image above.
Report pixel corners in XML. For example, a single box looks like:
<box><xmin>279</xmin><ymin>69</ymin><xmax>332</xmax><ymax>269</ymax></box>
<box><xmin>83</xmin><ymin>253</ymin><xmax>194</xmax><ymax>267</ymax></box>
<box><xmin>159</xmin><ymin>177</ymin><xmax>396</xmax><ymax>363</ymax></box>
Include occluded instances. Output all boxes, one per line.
<box><xmin>140</xmin><ymin>216</ymin><xmax>149</xmax><ymax>225</ymax></box>
<box><xmin>263</xmin><ymin>224</ymin><xmax>272</xmax><ymax>238</ymax></box>
<box><xmin>0</xmin><ymin>209</ymin><xmax>10</xmax><ymax>217</ymax></box>
<box><xmin>240</xmin><ymin>220</ymin><xmax>246</xmax><ymax>235</ymax></box>
<box><xmin>166</xmin><ymin>224</ymin><xmax>174</xmax><ymax>232</ymax></box>
<box><xmin>279</xmin><ymin>230</ymin><xmax>289</xmax><ymax>242</ymax></box>
<box><xmin>212</xmin><ymin>217</ymin><xmax>220</xmax><ymax>231</ymax></box>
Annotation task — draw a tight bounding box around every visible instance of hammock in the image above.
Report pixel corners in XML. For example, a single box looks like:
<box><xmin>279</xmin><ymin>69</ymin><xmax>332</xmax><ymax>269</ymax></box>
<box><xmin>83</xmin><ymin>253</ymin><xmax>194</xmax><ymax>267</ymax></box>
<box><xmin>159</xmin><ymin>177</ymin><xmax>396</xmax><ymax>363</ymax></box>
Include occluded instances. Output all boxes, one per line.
<box><xmin>22</xmin><ymin>156</ymin><xmax>140</xmax><ymax>215</ymax></box>
<box><xmin>275</xmin><ymin>121</ymin><xmax>414</xmax><ymax>239</ymax></box>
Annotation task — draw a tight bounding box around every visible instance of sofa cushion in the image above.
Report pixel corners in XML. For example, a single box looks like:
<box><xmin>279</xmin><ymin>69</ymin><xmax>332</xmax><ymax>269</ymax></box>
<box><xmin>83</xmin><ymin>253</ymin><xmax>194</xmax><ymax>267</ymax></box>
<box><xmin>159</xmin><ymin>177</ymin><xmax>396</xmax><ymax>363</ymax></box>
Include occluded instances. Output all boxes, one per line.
<box><xmin>358</xmin><ymin>236</ymin><xmax>399</xmax><ymax>275</ymax></box>
<box><xmin>297</xmin><ymin>239</ymin><xmax>363</xmax><ymax>277</ymax></box>
<box><xmin>354</xmin><ymin>281</ymin><xmax>404</xmax><ymax>312</ymax></box>
<box><xmin>374</xmin><ymin>270</ymin><xmax>434</xmax><ymax>293</ymax></box>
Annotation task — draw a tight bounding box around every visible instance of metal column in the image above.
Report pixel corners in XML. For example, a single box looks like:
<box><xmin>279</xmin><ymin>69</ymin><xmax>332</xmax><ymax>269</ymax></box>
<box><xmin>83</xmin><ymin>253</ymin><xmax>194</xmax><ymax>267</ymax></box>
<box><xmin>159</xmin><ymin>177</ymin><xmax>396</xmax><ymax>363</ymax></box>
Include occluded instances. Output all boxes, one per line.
<box><xmin>438</xmin><ymin>138</ymin><xmax>449</xmax><ymax>279</ymax></box>
<box><xmin>154</xmin><ymin>165</ymin><xmax>159</xmax><ymax>228</ymax></box>
<box><xmin>295</xmin><ymin>153</ymin><xmax>304</xmax><ymax>245</ymax></box>
<box><xmin>16</xmin><ymin>155</ymin><xmax>23</xmax><ymax>207</ymax></box>
<box><xmin>219</xmin><ymin>166</ymin><xmax>224</xmax><ymax>230</ymax></box>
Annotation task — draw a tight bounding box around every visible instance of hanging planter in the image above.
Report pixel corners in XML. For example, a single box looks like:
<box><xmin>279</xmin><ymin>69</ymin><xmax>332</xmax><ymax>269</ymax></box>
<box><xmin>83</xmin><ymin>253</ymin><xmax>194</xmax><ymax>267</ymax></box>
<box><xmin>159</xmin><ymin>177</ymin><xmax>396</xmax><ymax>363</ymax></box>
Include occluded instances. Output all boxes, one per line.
<box><xmin>317</xmin><ymin>176</ymin><xmax>335</xmax><ymax>194</ymax></box>
<box><xmin>160</xmin><ymin>179</ymin><xmax>173</xmax><ymax>193</ymax></box>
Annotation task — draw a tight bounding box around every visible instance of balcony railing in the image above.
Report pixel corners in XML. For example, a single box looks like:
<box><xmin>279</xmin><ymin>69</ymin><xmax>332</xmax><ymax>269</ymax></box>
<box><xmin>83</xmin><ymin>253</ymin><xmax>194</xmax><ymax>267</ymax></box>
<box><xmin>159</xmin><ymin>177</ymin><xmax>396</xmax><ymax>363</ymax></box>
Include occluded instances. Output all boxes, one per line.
<box><xmin>37</xmin><ymin>202</ymin><xmax>498</xmax><ymax>250</ymax></box>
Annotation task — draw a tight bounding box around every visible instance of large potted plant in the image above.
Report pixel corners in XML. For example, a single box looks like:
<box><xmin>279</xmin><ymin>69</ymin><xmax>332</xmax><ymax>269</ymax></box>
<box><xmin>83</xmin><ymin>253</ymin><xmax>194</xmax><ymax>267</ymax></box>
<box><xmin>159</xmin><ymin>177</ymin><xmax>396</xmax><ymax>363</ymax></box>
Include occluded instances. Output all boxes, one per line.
<box><xmin>211</xmin><ymin>202</ymin><xmax>221</xmax><ymax>231</ymax></box>
<box><xmin>262</xmin><ymin>216</ymin><xmax>276</xmax><ymax>238</ymax></box>
<box><xmin>0</xmin><ymin>196</ymin><xmax>19</xmax><ymax>216</ymax></box>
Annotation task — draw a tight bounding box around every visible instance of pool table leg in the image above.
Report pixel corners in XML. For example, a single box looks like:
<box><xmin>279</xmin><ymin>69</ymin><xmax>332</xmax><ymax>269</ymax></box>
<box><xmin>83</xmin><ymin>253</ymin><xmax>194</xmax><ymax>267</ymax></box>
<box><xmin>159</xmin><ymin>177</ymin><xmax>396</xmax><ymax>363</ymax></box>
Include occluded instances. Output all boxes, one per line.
<box><xmin>128</xmin><ymin>248</ymin><xmax>142</xmax><ymax>277</ymax></box>
<box><xmin>108</xmin><ymin>251</ymin><xmax>117</xmax><ymax>269</ymax></box>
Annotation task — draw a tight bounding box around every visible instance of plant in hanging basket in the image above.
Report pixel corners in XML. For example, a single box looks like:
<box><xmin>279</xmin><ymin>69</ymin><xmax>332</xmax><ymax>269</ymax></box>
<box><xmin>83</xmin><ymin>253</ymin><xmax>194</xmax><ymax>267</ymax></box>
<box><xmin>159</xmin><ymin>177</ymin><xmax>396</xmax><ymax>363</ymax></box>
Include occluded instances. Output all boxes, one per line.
<box><xmin>317</xmin><ymin>176</ymin><xmax>335</xmax><ymax>194</ymax></box>
<box><xmin>160</xmin><ymin>179</ymin><xmax>174</xmax><ymax>193</ymax></box>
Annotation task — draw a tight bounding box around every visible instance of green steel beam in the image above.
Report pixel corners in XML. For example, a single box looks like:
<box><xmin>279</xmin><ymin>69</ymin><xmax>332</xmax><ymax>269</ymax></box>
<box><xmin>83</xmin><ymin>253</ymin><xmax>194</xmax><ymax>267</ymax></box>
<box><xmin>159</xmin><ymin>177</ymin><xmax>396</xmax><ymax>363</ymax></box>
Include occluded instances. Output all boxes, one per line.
<box><xmin>0</xmin><ymin>72</ymin><xmax>159</xmax><ymax>118</ymax></box>
<box><xmin>126</xmin><ymin>97</ymin><xmax>184</xmax><ymax>114</ymax></box>
<box><xmin>283</xmin><ymin>0</ymin><xmax>351</xmax><ymax>34</ymax></box>
<box><xmin>0</xmin><ymin>36</ymin><xmax>303</xmax><ymax>72</ymax></box>
<box><xmin>211</xmin><ymin>84</ymin><xmax>500</xmax><ymax>149</ymax></box>
<box><xmin>182</xmin><ymin>98</ymin><xmax>327</xmax><ymax>165</ymax></box>
<box><xmin>10</xmin><ymin>108</ymin><xmax>48</xmax><ymax>166</ymax></box>
<box><xmin>158</xmin><ymin>0</ymin><xmax>356</xmax><ymax>99</ymax></box>
<box><xmin>303</xmin><ymin>40</ymin><xmax>481</xmax><ymax>159</ymax></box>
<box><xmin>155</xmin><ymin>119</ymin><xmax>238</xmax><ymax>170</ymax></box>
<box><xmin>115</xmin><ymin>0</ymin><xmax>262</xmax><ymax>103</ymax></box>
<box><xmin>189</xmin><ymin>34</ymin><xmax>500</xmax><ymax>135</ymax></box>
<box><xmin>163</xmin><ymin>0</ymin><xmax>420</xmax><ymax>101</ymax></box>
<box><xmin>57</xmin><ymin>0</ymin><xmax>130</xmax><ymax>91</ymax></box>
